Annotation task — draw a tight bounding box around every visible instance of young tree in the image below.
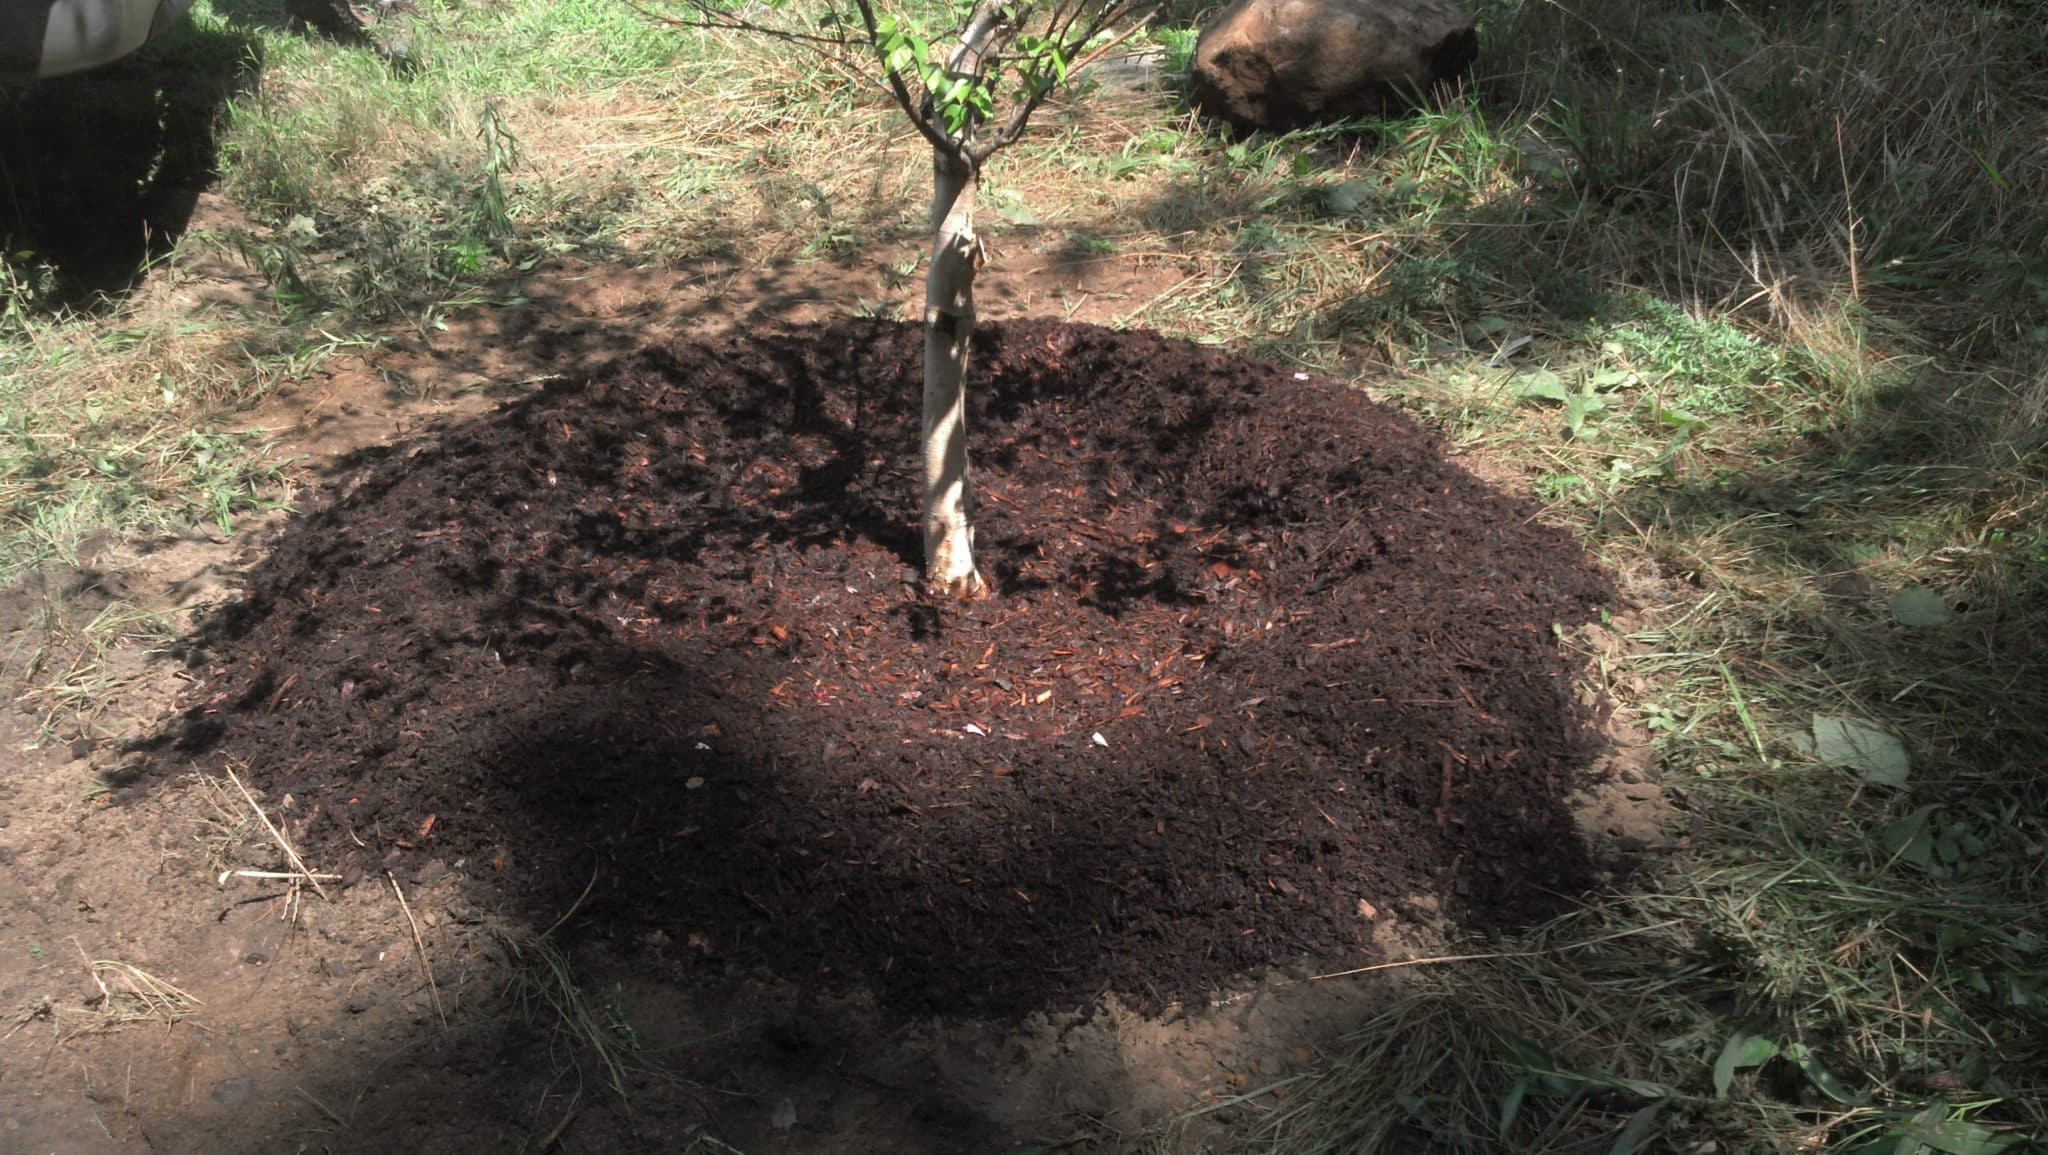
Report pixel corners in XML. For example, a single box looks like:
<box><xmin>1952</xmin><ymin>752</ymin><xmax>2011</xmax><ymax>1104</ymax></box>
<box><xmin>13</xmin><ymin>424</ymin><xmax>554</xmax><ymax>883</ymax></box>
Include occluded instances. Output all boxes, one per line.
<box><xmin>651</xmin><ymin>0</ymin><xmax>1162</xmax><ymax>597</ymax></box>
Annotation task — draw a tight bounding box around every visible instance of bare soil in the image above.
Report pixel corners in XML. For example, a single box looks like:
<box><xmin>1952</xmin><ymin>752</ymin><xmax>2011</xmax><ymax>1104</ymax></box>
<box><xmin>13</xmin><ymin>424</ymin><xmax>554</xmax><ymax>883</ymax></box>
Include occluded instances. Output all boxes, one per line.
<box><xmin>1</xmin><ymin>260</ymin><xmax>1665</xmax><ymax>1154</ymax></box>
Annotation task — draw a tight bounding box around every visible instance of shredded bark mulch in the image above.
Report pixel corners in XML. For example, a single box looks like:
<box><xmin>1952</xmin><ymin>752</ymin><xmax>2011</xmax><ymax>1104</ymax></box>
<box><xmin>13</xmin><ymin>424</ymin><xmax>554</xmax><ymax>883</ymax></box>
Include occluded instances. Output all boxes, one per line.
<box><xmin>155</xmin><ymin>319</ymin><xmax>1616</xmax><ymax>1017</ymax></box>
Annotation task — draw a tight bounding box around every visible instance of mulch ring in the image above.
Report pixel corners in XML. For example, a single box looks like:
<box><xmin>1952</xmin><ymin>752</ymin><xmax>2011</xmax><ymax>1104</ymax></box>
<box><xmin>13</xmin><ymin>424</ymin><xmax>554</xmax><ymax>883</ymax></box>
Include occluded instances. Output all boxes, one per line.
<box><xmin>152</xmin><ymin>318</ymin><xmax>1617</xmax><ymax>1018</ymax></box>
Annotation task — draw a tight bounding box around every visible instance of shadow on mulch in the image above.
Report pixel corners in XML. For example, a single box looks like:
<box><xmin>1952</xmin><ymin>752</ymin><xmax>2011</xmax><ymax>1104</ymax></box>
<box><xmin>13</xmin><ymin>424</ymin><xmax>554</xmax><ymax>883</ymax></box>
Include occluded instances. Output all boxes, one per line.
<box><xmin>142</xmin><ymin>319</ymin><xmax>1618</xmax><ymax>1019</ymax></box>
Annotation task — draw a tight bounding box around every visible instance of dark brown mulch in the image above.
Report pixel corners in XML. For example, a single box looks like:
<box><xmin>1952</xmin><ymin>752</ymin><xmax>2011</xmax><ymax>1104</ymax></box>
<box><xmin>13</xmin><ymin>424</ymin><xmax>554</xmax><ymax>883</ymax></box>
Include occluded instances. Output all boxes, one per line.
<box><xmin>151</xmin><ymin>319</ymin><xmax>1616</xmax><ymax>1018</ymax></box>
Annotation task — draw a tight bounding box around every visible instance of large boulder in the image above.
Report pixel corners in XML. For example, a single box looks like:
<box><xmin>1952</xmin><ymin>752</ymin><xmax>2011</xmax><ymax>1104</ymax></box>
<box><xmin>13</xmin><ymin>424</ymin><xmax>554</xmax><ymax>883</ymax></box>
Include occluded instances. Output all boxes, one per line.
<box><xmin>1190</xmin><ymin>0</ymin><xmax>1478</xmax><ymax>132</ymax></box>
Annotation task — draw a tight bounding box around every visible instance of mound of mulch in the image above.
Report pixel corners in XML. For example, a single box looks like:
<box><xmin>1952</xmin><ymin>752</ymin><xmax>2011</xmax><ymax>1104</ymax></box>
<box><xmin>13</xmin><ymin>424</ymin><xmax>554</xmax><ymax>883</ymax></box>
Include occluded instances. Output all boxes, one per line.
<box><xmin>155</xmin><ymin>319</ymin><xmax>1615</xmax><ymax>1017</ymax></box>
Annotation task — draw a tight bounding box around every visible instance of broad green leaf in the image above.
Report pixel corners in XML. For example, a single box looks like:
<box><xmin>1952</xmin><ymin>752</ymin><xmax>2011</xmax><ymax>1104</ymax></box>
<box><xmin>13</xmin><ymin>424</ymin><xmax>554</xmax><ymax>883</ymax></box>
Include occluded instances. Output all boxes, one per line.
<box><xmin>1812</xmin><ymin>715</ymin><xmax>1911</xmax><ymax>788</ymax></box>
<box><xmin>1784</xmin><ymin>1044</ymin><xmax>1863</xmax><ymax>1105</ymax></box>
<box><xmin>1517</xmin><ymin>370</ymin><xmax>1570</xmax><ymax>403</ymax></box>
<box><xmin>1654</xmin><ymin>404</ymin><xmax>1705</xmax><ymax>430</ymax></box>
<box><xmin>1323</xmin><ymin>181</ymin><xmax>1372</xmax><ymax>214</ymax></box>
<box><xmin>989</xmin><ymin>195</ymin><xmax>1041</xmax><ymax>226</ymax></box>
<box><xmin>1563</xmin><ymin>391</ymin><xmax>1607</xmax><ymax>433</ymax></box>
<box><xmin>1587</xmin><ymin>367</ymin><xmax>1637</xmax><ymax>391</ymax></box>
<box><xmin>1892</xmin><ymin>586</ymin><xmax>1955</xmax><ymax>626</ymax></box>
<box><xmin>1608</xmin><ymin>1100</ymin><xmax>1666</xmax><ymax>1155</ymax></box>
<box><xmin>1879</xmin><ymin>806</ymin><xmax>1939</xmax><ymax>870</ymax></box>
<box><xmin>1711</xmin><ymin>1033</ymin><xmax>1779</xmax><ymax>1098</ymax></box>
<box><xmin>1893</xmin><ymin>1117</ymin><xmax>2019</xmax><ymax>1154</ymax></box>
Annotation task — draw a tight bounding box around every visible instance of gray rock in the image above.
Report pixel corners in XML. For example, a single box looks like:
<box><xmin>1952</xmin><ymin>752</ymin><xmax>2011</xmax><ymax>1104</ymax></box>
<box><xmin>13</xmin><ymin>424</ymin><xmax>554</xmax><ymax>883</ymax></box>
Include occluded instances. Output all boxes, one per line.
<box><xmin>1191</xmin><ymin>0</ymin><xmax>1478</xmax><ymax>131</ymax></box>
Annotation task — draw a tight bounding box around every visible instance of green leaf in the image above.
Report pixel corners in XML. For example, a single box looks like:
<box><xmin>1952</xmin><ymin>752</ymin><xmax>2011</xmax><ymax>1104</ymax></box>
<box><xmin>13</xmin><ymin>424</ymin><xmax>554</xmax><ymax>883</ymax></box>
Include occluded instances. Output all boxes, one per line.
<box><xmin>1498</xmin><ymin>1076</ymin><xmax>1529</xmax><ymax>1137</ymax></box>
<box><xmin>986</xmin><ymin>188</ymin><xmax>1041</xmax><ymax>226</ymax></box>
<box><xmin>1892</xmin><ymin>586</ymin><xmax>1954</xmax><ymax>626</ymax></box>
<box><xmin>1812</xmin><ymin>716</ymin><xmax>1911</xmax><ymax>788</ymax></box>
<box><xmin>1711</xmin><ymin>1033</ymin><xmax>1779</xmax><ymax>1098</ymax></box>
<box><xmin>1490</xmin><ymin>1032</ymin><xmax>1579</xmax><ymax>1096</ymax></box>
<box><xmin>1604</xmin><ymin>1074</ymin><xmax>1675</xmax><ymax>1100</ymax></box>
<box><xmin>1517</xmin><ymin>369</ymin><xmax>1570</xmax><ymax>403</ymax></box>
<box><xmin>1879</xmin><ymin>806</ymin><xmax>1939</xmax><ymax>870</ymax></box>
<box><xmin>1892</xmin><ymin>1117</ymin><xmax>2019</xmax><ymax>1154</ymax></box>
<box><xmin>1783</xmin><ymin>1044</ymin><xmax>1863</xmax><ymax>1105</ymax></box>
<box><xmin>1608</xmin><ymin>1100</ymin><xmax>1666</xmax><ymax>1155</ymax></box>
<box><xmin>1323</xmin><ymin>180</ymin><xmax>1372</xmax><ymax>214</ymax></box>
<box><xmin>1563</xmin><ymin>391</ymin><xmax>1607</xmax><ymax>433</ymax></box>
<box><xmin>1653</xmin><ymin>404</ymin><xmax>1705</xmax><ymax>430</ymax></box>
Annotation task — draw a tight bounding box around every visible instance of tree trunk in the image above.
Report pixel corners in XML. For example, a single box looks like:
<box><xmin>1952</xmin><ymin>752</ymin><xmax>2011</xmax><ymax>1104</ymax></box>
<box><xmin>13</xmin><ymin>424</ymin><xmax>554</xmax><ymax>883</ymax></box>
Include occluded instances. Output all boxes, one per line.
<box><xmin>920</xmin><ymin>148</ymin><xmax>986</xmax><ymax>598</ymax></box>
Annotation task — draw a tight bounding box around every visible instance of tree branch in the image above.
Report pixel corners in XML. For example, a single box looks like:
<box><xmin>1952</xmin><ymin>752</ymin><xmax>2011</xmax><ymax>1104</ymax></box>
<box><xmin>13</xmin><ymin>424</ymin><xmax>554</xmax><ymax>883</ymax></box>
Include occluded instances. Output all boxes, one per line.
<box><xmin>626</xmin><ymin>0</ymin><xmax>856</xmax><ymax>48</ymax></box>
<box><xmin>847</xmin><ymin>0</ymin><xmax>963</xmax><ymax>159</ymax></box>
<box><xmin>972</xmin><ymin>5</ymin><xmax>1146</xmax><ymax>162</ymax></box>
<box><xmin>946</xmin><ymin>0</ymin><xmax>1014</xmax><ymax>76</ymax></box>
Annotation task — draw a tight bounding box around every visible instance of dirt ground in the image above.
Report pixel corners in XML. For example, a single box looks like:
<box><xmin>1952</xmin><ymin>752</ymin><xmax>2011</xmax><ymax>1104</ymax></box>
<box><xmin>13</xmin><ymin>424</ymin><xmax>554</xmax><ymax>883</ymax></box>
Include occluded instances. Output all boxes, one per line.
<box><xmin>0</xmin><ymin>245</ymin><xmax>1670</xmax><ymax>1153</ymax></box>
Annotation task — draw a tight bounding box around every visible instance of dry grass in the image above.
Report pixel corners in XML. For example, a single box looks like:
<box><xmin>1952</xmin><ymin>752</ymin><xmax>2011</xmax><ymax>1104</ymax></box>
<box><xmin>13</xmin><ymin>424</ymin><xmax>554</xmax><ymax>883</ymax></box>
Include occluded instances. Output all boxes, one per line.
<box><xmin>64</xmin><ymin>954</ymin><xmax>203</xmax><ymax>1035</ymax></box>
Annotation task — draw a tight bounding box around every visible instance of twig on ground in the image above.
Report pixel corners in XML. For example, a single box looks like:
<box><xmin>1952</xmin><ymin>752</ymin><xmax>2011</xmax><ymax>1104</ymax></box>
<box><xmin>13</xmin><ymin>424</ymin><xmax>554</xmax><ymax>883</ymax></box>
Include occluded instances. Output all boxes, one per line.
<box><xmin>536</xmin><ymin>1092</ymin><xmax>581</xmax><ymax>1152</ymax></box>
<box><xmin>388</xmin><ymin>871</ymin><xmax>448</xmax><ymax>1029</ymax></box>
<box><xmin>540</xmin><ymin>862</ymin><xmax>601</xmax><ymax>940</ymax></box>
<box><xmin>217</xmin><ymin>869</ymin><xmax>346</xmax><ymax>885</ymax></box>
<box><xmin>294</xmin><ymin>1083</ymin><xmax>350</xmax><ymax>1130</ymax></box>
<box><xmin>1308</xmin><ymin>919</ymin><xmax>1685</xmax><ymax>982</ymax></box>
<box><xmin>76</xmin><ymin>938</ymin><xmax>112</xmax><ymax>1002</ymax></box>
<box><xmin>225</xmin><ymin>766</ymin><xmax>330</xmax><ymax>903</ymax></box>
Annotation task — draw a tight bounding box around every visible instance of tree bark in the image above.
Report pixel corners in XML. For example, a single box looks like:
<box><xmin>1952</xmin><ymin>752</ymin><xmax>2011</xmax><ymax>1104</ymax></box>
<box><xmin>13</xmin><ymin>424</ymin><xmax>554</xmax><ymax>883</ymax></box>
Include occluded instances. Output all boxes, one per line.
<box><xmin>920</xmin><ymin>147</ymin><xmax>986</xmax><ymax>598</ymax></box>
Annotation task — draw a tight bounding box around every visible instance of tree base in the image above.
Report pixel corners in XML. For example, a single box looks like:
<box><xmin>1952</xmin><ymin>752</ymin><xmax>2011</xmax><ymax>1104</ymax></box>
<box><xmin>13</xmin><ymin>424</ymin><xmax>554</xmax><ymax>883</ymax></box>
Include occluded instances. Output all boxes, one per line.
<box><xmin>924</xmin><ymin>523</ymin><xmax>987</xmax><ymax>600</ymax></box>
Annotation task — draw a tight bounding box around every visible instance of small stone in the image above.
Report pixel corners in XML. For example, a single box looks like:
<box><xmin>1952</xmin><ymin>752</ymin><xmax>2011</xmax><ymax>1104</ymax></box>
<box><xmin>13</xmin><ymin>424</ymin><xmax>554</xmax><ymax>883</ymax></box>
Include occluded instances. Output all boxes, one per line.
<box><xmin>210</xmin><ymin>1076</ymin><xmax>254</xmax><ymax>1108</ymax></box>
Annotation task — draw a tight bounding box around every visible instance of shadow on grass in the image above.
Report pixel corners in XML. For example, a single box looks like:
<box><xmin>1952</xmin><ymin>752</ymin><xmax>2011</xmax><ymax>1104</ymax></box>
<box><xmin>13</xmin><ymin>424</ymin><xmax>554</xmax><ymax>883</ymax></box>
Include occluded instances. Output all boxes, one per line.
<box><xmin>0</xmin><ymin>16</ymin><xmax>262</xmax><ymax>306</ymax></box>
<box><xmin>1075</xmin><ymin>25</ymin><xmax>2048</xmax><ymax>1141</ymax></box>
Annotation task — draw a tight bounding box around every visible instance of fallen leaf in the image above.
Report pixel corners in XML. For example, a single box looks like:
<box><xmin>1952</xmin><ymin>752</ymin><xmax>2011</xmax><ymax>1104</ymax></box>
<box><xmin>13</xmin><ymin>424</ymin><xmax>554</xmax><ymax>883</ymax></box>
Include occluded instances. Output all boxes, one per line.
<box><xmin>1812</xmin><ymin>715</ymin><xmax>1910</xmax><ymax>788</ymax></box>
<box><xmin>1713</xmin><ymin>1033</ymin><xmax>1780</xmax><ymax>1099</ymax></box>
<box><xmin>1891</xmin><ymin>586</ymin><xmax>1954</xmax><ymax>626</ymax></box>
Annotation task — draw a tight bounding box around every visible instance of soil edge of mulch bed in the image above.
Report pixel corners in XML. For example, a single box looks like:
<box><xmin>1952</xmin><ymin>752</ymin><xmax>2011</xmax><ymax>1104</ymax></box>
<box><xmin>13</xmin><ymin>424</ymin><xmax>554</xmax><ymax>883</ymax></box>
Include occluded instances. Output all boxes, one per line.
<box><xmin>139</xmin><ymin>318</ymin><xmax>1623</xmax><ymax>1019</ymax></box>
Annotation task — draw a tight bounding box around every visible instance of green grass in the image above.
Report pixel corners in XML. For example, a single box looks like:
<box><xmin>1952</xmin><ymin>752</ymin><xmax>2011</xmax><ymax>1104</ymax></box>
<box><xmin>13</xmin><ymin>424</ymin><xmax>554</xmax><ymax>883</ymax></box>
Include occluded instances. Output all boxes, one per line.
<box><xmin>3</xmin><ymin>0</ymin><xmax>2046</xmax><ymax>1149</ymax></box>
